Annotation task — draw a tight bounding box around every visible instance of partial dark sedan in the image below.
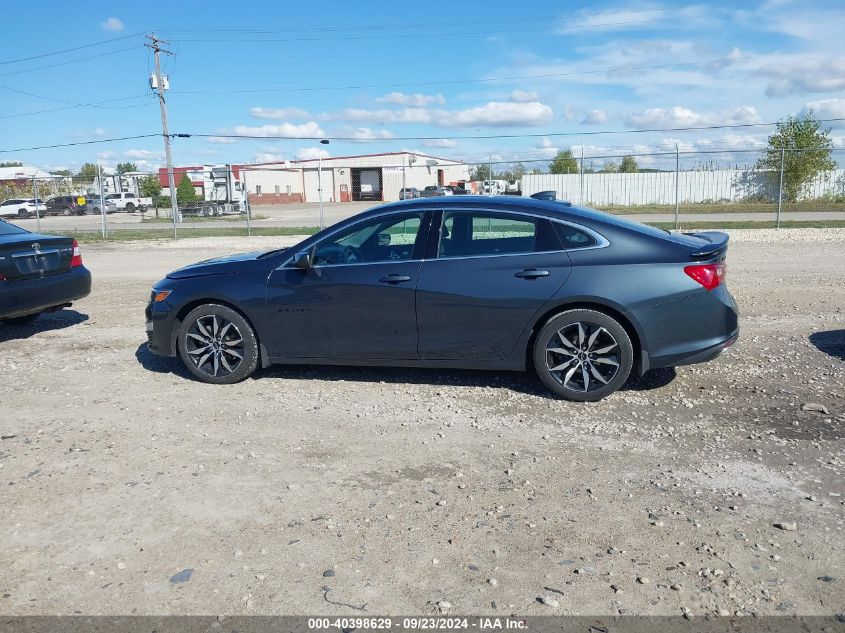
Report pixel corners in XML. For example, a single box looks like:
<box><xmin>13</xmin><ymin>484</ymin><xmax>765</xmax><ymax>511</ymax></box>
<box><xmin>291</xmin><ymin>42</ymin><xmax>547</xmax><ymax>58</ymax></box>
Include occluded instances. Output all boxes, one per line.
<box><xmin>147</xmin><ymin>197</ymin><xmax>738</xmax><ymax>401</ymax></box>
<box><xmin>0</xmin><ymin>220</ymin><xmax>91</xmax><ymax>325</ymax></box>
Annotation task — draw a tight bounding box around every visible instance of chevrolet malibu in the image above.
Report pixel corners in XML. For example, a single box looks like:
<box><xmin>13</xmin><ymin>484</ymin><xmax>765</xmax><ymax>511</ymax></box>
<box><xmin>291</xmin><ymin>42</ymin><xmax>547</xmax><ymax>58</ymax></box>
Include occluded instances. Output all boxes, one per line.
<box><xmin>146</xmin><ymin>197</ymin><xmax>738</xmax><ymax>401</ymax></box>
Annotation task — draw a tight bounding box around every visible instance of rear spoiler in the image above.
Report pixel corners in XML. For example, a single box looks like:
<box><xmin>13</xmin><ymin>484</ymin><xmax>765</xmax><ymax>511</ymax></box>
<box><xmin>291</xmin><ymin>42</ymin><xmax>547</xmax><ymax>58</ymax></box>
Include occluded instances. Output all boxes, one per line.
<box><xmin>684</xmin><ymin>231</ymin><xmax>729</xmax><ymax>259</ymax></box>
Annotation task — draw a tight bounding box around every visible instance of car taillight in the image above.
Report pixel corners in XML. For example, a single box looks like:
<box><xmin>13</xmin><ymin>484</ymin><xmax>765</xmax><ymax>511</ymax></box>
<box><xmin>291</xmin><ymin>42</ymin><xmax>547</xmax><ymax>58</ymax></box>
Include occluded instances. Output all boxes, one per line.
<box><xmin>684</xmin><ymin>263</ymin><xmax>724</xmax><ymax>290</ymax></box>
<box><xmin>70</xmin><ymin>239</ymin><xmax>83</xmax><ymax>267</ymax></box>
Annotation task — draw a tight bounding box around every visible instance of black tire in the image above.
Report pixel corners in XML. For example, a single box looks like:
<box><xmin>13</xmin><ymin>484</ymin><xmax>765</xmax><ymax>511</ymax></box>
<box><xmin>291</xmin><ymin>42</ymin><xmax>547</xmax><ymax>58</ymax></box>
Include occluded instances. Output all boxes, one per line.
<box><xmin>2</xmin><ymin>312</ymin><xmax>40</xmax><ymax>326</ymax></box>
<box><xmin>533</xmin><ymin>308</ymin><xmax>634</xmax><ymax>402</ymax></box>
<box><xmin>125</xmin><ymin>203</ymin><xmax>135</xmax><ymax>212</ymax></box>
<box><xmin>177</xmin><ymin>304</ymin><xmax>259</xmax><ymax>384</ymax></box>
<box><xmin>62</xmin><ymin>207</ymin><xmax>72</xmax><ymax>216</ymax></box>
<box><xmin>17</xmin><ymin>209</ymin><xmax>30</xmax><ymax>218</ymax></box>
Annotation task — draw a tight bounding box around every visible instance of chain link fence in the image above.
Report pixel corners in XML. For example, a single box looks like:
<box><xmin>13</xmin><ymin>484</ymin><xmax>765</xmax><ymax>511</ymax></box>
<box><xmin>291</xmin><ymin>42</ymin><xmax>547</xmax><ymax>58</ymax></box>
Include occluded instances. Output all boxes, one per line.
<box><xmin>6</xmin><ymin>147</ymin><xmax>843</xmax><ymax>239</ymax></box>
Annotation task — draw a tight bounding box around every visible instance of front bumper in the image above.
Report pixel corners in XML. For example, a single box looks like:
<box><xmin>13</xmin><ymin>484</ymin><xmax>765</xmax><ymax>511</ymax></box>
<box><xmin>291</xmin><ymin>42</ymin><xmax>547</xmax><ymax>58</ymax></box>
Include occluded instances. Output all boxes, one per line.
<box><xmin>0</xmin><ymin>266</ymin><xmax>91</xmax><ymax>319</ymax></box>
<box><xmin>145</xmin><ymin>284</ymin><xmax>180</xmax><ymax>357</ymax></box>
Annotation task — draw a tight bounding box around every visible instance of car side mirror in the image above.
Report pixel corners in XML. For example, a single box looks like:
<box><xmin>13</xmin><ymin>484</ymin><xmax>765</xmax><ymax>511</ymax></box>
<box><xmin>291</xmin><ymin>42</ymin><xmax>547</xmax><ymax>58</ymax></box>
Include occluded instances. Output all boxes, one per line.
<box><xmin>293</xmin><ymin>250</ymin><xmax>312</xmax><ymax>269</ymax></box>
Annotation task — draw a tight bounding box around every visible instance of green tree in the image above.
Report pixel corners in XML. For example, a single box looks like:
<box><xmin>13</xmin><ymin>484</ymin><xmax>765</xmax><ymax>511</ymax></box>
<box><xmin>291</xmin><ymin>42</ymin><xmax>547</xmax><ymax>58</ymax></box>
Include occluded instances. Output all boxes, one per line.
<box><xmin>756</xmin><ymin>111</ymin><xmax>835</xmax><ymax>202</ymax></box>
<box><xmin>176</xmin><ymin>174</ymin><xmax>197</xmax><ymax>205</ymax></box>
<box><xmin>601</xmin><ymin>161</ymin><xmax>618</xmax><ymax>173</ymax></box>
<box><xmin>139</xmin><ymin>175</ymin><xmax>163</xmax><ymax>215</ymax></box>
<box><xmin>49</xmin><ymin>169</ymin><xmax>73</xmax><ymax>177</ymax></box>
<box><xmin>76</xmin><ymin>163</ymin><xmax>99</xmax><ymax>179</ymax></box>
<box><xmin>116</xmin><ymin>162</ymin><xmax>138</xmax><ymax>174</ymax></box>
<box><xmin>549</xmin><ymin>150</ymin><xmax>578</xmax><ymax>174</ymax></box>
<box><xmin>619</xmin><ymin>155</ymin><xmax>639</xmax><ymax>173</ymax></box>
<box><xmin>0</xmin><ymin>161</ymin><xmax>24</xmax><ymax>167</ymax></box>
<box><xmin>470</xmin><ymin>164</ymin><xmax>492</xmax><ymax>181</ymax></box>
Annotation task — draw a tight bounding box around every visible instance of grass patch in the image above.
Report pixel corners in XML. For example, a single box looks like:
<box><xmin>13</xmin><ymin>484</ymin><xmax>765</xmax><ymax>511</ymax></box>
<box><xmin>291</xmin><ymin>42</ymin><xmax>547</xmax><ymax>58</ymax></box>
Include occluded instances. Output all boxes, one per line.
<box><xmin>141</xmin><ymin>214</ymin><xmax>269</xmax><ymax>223</ymax></box>
<box><xmin>645</xmin><ymin>220</ymin><xmax>845</xmax><ymax>230</ymax></box>
<box><xmin>43</xmin><ymin>226</ymin><xmax>319</xmax><ymax>243</ymax></box>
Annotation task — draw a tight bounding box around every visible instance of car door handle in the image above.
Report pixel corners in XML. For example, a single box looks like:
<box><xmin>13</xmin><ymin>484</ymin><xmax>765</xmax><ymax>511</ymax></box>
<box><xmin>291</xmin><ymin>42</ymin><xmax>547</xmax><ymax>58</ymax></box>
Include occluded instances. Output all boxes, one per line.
<box><xmin>379</xmin><ymin>274</ymin><xmax>412</xmax><ymax>284</ymax></box>
<box><xmin>514</xmin><ymin>268</ymin><xmax>550</xmax><ymax>279</ymax></box>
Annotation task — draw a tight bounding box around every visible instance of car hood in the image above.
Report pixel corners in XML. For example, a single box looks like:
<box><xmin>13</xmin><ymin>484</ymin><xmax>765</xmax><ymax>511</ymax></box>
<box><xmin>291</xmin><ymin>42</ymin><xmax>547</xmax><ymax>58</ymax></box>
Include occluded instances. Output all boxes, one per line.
<box><xmin>166</xmin><ymin>251</ymin><xmax>265</xmax><ymax>279</ymax></box>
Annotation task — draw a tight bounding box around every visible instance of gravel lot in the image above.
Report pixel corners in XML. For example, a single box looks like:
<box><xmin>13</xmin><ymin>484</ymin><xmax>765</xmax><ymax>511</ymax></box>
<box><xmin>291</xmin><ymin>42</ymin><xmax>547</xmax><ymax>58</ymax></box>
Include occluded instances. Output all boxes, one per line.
<box><xmin>1</xmin><ymin>229</ymin><xmax>843</xmax><ymax>617</ymax></box>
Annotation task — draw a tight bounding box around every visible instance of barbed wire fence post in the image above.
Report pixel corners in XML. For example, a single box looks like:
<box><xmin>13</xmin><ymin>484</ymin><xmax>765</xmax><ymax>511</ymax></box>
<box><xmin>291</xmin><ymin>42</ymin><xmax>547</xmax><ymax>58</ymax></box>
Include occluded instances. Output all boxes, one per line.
<box><xmin>777</xmin><ymin>145</ymin><xmax>785</xmax><ymax>229</ymax></box>
<box><xmin>31</xmin><ymin>175</ymin><xmax>41</xmax><ymax>233</ymax></box>
<box><xmin>579</xmin><ymin>145</ymin><xmax>585</xmax><ymax>205</ymax></box>
<box><xmin>674</xmin><ymin>144</ymin><xmax>680</xmax><ymax>230</ymax></box>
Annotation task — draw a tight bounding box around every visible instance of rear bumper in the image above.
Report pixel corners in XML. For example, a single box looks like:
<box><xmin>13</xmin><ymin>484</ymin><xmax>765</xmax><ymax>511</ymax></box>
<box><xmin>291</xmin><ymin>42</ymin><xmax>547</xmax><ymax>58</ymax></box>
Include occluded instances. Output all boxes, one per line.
<box><xmin>632</xmin><ymin>285</ymin><xmax>739</xmax><ymax>373</ymax></box>
<box><xmin>0</xmin><ymin>265</ymin><xmax>91</xmax><ymax>319</ymax></box>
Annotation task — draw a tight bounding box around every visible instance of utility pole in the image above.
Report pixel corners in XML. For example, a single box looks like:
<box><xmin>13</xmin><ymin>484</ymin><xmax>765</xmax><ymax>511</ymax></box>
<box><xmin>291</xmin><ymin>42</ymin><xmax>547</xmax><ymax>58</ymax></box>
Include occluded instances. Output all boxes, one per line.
<box><xmin>145</xmin><ymin>33</ymin><xmax>178</xmax><ymax>238</ymax></box>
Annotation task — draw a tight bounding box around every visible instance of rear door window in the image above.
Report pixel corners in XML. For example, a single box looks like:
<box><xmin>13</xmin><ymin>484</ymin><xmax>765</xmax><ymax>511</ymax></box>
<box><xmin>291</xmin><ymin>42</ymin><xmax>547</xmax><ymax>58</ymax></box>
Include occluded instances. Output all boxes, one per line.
<box><xmin>439</xmin><ymin>211</ymin><xmax>560</xmax><ymax>258</ymax></box>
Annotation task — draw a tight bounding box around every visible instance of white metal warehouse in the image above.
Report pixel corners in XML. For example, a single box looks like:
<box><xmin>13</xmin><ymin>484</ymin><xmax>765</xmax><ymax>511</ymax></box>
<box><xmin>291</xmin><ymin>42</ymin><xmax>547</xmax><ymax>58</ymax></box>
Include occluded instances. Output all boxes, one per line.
<box><xmin>243</xmin><ymin>151</ymin><xmax>471</xmax><ymax>205</ymax></box>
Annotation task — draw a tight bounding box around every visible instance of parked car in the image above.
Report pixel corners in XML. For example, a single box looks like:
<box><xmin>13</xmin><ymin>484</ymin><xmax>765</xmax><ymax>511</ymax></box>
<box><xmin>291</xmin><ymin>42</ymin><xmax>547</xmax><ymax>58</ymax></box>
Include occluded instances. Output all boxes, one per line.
<box><xmin>84</xmin><ymin>196</ymin><xmax>118</xmax><ymax>214</ymax></box>
<box><xmin>45</xmin><ymin>196</ymin><xmax>87</xmax><ymax>216</ymax></box>
<box><xmin>0</xmin><ymin>219</ymin><xmax>91</xmax><ymax>325</ymax></box>
<box><xmin>420</xmin><ymin>185</ymin><xmax>453</xmax><ymax>197</ymax></box>
<box><xmin>447</xmin><ymin>185</ymin><xmax>469</xmax><ymax>195</ymax></box>
<box><xmin>146</xmin><ymin>196</ymin><xmax>739</xmax><ymax>401</ymax></box>
<box><xmin>103</xmin><ymin>192</ymin><xmax>151</xmax><ymax>212</ymax></box>
<box><xmin>0</xmin><ymin>198</ymin><xmax>46</xmax><ymax>219</ymax></box>
<box><xmin>399</xmin><ymin>187</ymin><xmax>420</xmax><ymax>200</ymax></box>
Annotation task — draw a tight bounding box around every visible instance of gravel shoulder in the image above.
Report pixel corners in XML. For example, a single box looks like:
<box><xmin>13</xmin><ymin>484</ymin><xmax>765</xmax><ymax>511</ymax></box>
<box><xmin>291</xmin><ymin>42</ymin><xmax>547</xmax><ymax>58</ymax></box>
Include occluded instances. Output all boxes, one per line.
<box><xmin>0</xmin><ymin>231</ymin><xmax>843</xmax><ymax>617</ymax></box>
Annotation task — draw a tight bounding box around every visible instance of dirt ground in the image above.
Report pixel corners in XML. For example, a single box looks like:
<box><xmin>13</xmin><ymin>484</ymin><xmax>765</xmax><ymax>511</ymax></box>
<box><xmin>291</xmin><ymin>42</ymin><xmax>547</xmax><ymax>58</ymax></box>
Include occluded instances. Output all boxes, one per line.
<box><xmin>1</xmin><ymin>229</ymin><xmax>843</xmax><ymax>618</ymax></box>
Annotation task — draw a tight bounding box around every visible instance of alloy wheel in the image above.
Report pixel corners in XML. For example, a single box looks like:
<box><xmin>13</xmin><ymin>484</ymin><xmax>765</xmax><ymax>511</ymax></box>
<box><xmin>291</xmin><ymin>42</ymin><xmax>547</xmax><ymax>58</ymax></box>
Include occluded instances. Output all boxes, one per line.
<box><xmin>546</xmin><ymin>321</ymin><xmax>621</xmax><ymax>393</ymax></box>
<box><xmin>185</xmin><ymin>314</ymin><xmax>245</xmax><ymax>378</ymax></box>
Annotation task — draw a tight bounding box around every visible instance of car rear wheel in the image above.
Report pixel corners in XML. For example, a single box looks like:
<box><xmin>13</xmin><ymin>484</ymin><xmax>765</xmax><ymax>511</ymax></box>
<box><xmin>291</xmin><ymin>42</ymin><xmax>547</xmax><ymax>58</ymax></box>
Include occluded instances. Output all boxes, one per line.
<box><xmin>62</xmin><ymin>207</ymin><xmax>72</xmax><ymax>216</ymax></box>
<box><xmin>17</xmin><ymin>209</ymin><xmax>29</xmax><ymax>218</ymax></box>
<box><xmin>178</xmin><ymin>304</ymin><xmax>259</xmax><ymax>384</ymax></box>
<box><xmin>533</xmin><ymin>308</ymin><xmax>633</xmax><ymax>401</ymax></box>
<box><xmin>125</xmin><ymin>203</ymin><xmax>135</xmax><ymax>212</ymax></box>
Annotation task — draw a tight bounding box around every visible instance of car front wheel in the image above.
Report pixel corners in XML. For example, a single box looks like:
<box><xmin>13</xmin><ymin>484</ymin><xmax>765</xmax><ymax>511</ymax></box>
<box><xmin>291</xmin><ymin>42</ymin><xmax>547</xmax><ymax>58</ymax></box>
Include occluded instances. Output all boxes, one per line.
<box><xmin>533</xmin><ymin>308</ymin><xmax>634</xmax><ymax>401</ymax></box>
<box><xmin>177</xmin><ymin>304</ymin><xmax>259</xmax><ymax>384</ymax></box>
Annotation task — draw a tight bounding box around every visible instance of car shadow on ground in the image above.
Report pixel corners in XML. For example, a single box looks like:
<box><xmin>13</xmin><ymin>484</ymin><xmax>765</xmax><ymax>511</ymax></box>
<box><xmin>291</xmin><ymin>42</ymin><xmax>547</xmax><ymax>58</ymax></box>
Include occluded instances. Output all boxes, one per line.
<box><xmin>134</xmin><ymin>341</ymin><xmax>679</xmax><ymax>398</ymax></box>
<box><xmin>134</xmin><ymin>342</ymin><xmax>194</xmax><ymax>379</ymax></box>
<box><xmin>809</xmin><ymin>329</ymin><xmax>845</xmax><ymax>362</ymax></box>
<box><xmin>0</xmin><ymin>309</ymin><xmax>88</xmax><ymax>342</ymax></box>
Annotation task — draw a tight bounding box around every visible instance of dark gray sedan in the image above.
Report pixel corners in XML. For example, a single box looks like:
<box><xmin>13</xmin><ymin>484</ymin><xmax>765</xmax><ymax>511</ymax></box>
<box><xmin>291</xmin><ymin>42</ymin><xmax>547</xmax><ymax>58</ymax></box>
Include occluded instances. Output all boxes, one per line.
<box><xmin>146</xmin><ymin>197</ymin><xmax>738</xmax><ymax>401</ymax></box>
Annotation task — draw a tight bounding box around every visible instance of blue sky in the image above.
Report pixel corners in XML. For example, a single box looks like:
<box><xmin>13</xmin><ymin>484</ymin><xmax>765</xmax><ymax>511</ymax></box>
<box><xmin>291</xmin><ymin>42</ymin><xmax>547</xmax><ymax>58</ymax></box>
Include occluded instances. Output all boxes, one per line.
<box><xmin>2</xmin><ymin>0</ymin><xmax>844</xmax><ymax>172</ymax></box>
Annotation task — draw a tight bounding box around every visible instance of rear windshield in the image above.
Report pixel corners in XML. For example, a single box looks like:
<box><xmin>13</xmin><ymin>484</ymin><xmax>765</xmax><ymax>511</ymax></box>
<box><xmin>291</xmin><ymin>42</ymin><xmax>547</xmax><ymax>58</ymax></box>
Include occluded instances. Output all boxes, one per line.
<box><xmin>0</xmin><ymin>221</ymin><xmax>27</xmax><ymax>236</ymax></box>
<box><xmin>568</xmin><ymin>205</ymin><xmax>709</xmax><ymax>248</ymax></box>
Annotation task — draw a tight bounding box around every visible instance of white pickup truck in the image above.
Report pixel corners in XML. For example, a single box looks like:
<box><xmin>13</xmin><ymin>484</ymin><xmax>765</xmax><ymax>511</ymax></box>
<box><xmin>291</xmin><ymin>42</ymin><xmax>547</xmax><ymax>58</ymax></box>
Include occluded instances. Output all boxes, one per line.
<box><xmin>103</xmin><ymin>192</ymin><xmax>151</xmax><ymax>212</ymax></box>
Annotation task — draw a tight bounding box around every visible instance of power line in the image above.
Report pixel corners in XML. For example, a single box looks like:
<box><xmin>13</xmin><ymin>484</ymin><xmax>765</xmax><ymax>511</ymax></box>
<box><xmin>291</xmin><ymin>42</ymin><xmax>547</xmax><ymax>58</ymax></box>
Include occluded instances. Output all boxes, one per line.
<box><xmin>0</xmin><ymin>32</ymin><xmax>144</xmax><ymax>65</ymax></box>
<box><xmin>4</xmin><ymin>118</ymin><xmax>843</xmax><ymax>155</ymax></box>
<box><xmin>0</xmin><ymin>134</ymin><xmax>161</xmax><ymax>154</ymax></box>
<box><xmin>182</xmin><ymin>118</ymin><xmax>845</xmax><ymax>142</ymax></box>
<box><xmin>0</xmin><ymin>96</ymin><xmax>155</xmax><ymax>120</ymax></box>
<box><xmin>170</xmin><ymin>59</ymin><xmax>723</xmax><ymax>96</ymax></box>
<box><xmin>0</xmin><ymin>46</ymin><xmax>139</xmax><ymax>78</ymax></box>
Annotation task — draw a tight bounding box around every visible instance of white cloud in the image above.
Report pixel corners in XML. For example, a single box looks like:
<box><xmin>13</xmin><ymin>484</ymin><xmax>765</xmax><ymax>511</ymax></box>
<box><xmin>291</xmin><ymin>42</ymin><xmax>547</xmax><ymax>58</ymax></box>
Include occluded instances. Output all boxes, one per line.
<box><xmin>624</xmin><ymin>106</ymin><xmax>761</xmax><ymax>129</ymax></box>
<box><xmin>249</xmin><ymin>106</ymin><xmax>311</xmax><ymax>120</ymax></box>
<box><xmin>332</xmin><ymin>101</ymin><xmax>553</xmax><ymax>128</ymax></box>
<box><xmin>375</xmin><ymin>92</ymin><xmax>445</xmax><ymax>106</ymax></box>
<box><xmin>296</xmin><ymin>147</ymin><xmax>331</xmax><ymax>160</ymax></box>
<box><xmin>509</xmin><ymin>90</ymin><xmax>539</xmax><ymax>103</ymax></box>
<box><xmin>800</xmin><ymin>98</ymin><xmax>845</xmax><ymax>121</ymax></box>
<box><xmin>233</xmin><ymin>121</ymin><xmax>326</xmax><ymax>138</ymax></box>
<box><xmin>97</xmin><ymin>151</ymin><xmax>115</xmax><ymax>160</ymax></box>
<box><xmin>422</xmin><ymin>139</ymin><xmax>458</xmax><ymax>148</ymax></box>
<box><xmin>558</xmin><ymin>5</ymin><xmax>712</xmax><ymax>34</ymax></box>
<box><xmin>207</xmin><ymin>136</ymin><xmax>237</xmax><ymax>144</ymax></box>
<box><xmin>254</xmin><ymin>152</ymin><xmax>285</xmax><ymax>163</ymax></box>
<box><xmin>581</xmin><ymin>109</ymin><xmax>608</xmax><ymax>125</ymax></box>
<box><xmin>123</xmin><ymin>149</ymin><xmax>164</xmax><ymax>160</ymax></box>
<box><xmin>100</xmin><ymin>17</ymin><xmax>124</xmax><ymax>32</ymax></box>
<box><xmin>345</xmin><ymin>127</ymin><xmax>396</xmax><ymax>142</ymax></box>
<box><xmin>760</xmin><ymin>55</ymin><xmax>845</xmax><ymax>97</ymax></box>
